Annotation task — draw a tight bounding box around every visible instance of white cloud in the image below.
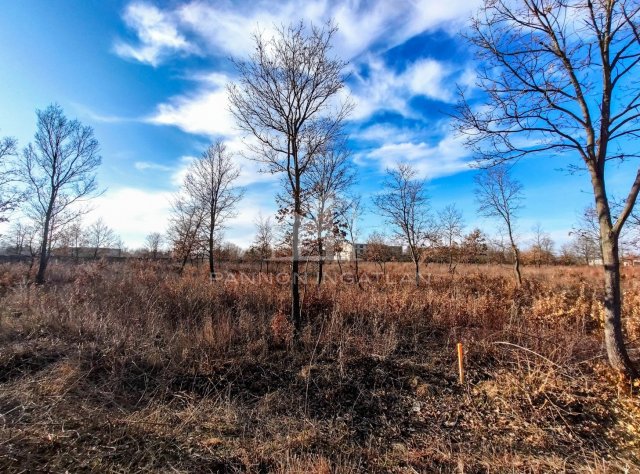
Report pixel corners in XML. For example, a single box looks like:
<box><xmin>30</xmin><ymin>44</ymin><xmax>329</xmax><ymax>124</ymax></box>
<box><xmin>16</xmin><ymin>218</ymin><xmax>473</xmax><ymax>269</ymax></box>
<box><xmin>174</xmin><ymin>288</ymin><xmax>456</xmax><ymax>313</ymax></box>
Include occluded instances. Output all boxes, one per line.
<box><xmin>88</xmin><ymin>184</ymin><xmax>276</xmax><ymax>249</ymax></box>
<box><xmin>114</xmin><ymin>2</ymin><xmax>196</xmax><ymax>66</ymax></box>
<box><xmin>357</xmin><ymin>123</ymin><xmax>472</xmax><ymax>180</ymax></box>
<box><xmin>115</xmin><ymin>0</ymin><xmax>479</xmax><ymax>65</ymax></box>
<box><xmin>91</xmin><ymin>187</ymin><xmax>174</xmax><ymax>247</ymax></box>
<box><xmin>146</xmin><ymin>73</ymin><xmax>238</xmax><ymax>137</ymax></box>
<box><xmin>134</xmin><ymin>161</ymin><xmax>173</xmax><ymax>171</ymax></box>
<box><xmin>348</xmin><ymin>56</ymin><xmax>469</xmax><ymax>120</ymax></box>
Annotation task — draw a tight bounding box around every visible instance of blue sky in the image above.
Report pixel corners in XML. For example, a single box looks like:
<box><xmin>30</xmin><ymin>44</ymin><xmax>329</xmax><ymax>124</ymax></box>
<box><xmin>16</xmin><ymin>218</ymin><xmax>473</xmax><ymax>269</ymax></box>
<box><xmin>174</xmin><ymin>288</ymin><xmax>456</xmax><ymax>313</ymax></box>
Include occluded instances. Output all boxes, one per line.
<box><xmin>0</xmin><ymin>0</ymin><xmax>634</xmax><ymax>249</ymax></box>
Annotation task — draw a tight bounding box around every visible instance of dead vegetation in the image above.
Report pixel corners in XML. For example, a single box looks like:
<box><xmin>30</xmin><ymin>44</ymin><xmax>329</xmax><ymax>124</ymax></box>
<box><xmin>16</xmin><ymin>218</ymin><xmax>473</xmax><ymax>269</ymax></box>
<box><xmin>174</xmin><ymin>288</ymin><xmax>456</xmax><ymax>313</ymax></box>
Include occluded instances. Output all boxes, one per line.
<box><xmin>0</xmin><ymin>261</ymin><xmax>638</xmax><ymax>472</ymax></box>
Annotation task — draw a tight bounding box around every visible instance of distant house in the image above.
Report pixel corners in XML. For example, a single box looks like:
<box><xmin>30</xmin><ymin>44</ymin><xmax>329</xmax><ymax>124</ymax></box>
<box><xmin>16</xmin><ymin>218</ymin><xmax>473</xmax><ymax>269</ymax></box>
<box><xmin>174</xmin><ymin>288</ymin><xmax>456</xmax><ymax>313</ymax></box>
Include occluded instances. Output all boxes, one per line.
<box><xmin>623</xmin><ymin>257</ymin><xmax>640</xmax><ymax>267</ymax></box>
<box><xmin>587</xmin><ymin>257</ymin><xmax>604</xmax><ymax>266</ymax></box>
<box><xmin>333</xmin><ymin>242</ymin><xmax>403</xmax><ymax>261</ymax></box>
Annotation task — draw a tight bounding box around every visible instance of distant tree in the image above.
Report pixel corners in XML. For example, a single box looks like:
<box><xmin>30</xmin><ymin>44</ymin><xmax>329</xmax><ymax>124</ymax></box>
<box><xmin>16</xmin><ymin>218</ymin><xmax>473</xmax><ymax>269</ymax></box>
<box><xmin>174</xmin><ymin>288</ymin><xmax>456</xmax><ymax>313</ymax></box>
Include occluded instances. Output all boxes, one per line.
<box><xmin>251</xmin><ymin>214</ymin><xmax>273</xmax><ymax>272</ymax></box>
<box><xmin>438</xmin><ymin>204</ymin><xmax>465</xmax><ymax>273</ymax></box>
<box><xmin>363</xmin><ymin>231</ymin><xmax>393</xmax><ymax>275</ymax></box>
<box><xmin>373</xmin><ymin>163</ymin><xmax>434</xmax><ymax>286</ymax></box>
<box><xmin>65</xmin><ymin>221</ymin><xmax>85</xmax><ymax>258</ymax></box>
<box><xmin>0</xmin><ymin>136</ymin><xmax>23</xmax><ymax>223</ymax></box>
<box><xmin>145</xmin><ymin>232</ymin><xmax>163</xmax><ymax>259</ymax></box>
<box><xmin>184</xmin><ymin>141</ymin><xmax>243</xmax><ymax>281</ymax></box>
<box><xmin>454</xmin><ymin>0</ymin><xmax>640</xmax><ymax>376</ymax></box>
<box><xmin>462</xmin><ymin>228</ymin><xmax>488</xmax><ymax>265</ymax></box>
<box><xmin>558</xmin><ymin>242</ymin><xmax>580</xmax><ymax>266</ymax></box>
<box><xmin>569</xmin><ymin>207</ymin><xmax>603</xmax><ymax>265</ymax></box>
<box><xmin>215</xmin><ymin>241</ymin><xmax>243</xmax><ymax>263</ymax></box>
<box><xmin>229</xmin><ymin>21</ymin><xmax>351</xmax><ymax>335</ymax></box>
<box><xmin>475</xmin><ymin>165</ymin><xmax>523</xmax><ymax>286</ymax></box>
<box><xmin>167</xmin><ymin>193</ymin><xmax>206</xmax><ymax>272</ymax></box>
<box><xmin>114</xmin><ymin>237</ymin><xmax>125</xmax><ymax>257</ymax></box>
<box><xmin>20</xmin><ymin>104</ymin><xmax>101</xmax><ymax>283</ymax></box>
<box><xmin>2</xmin><ymin>220</ymin><xmax>29</xmax><ymax>255</ymax></box>
<box><xmin>86</xmin><ymin>218</ymin><xmax>116</xmax><ymax>258</ymax></box>
<box><xmin>530</xmin><ymin>223</ymin><xmax>555</xmax><ymax>267</ymax></box>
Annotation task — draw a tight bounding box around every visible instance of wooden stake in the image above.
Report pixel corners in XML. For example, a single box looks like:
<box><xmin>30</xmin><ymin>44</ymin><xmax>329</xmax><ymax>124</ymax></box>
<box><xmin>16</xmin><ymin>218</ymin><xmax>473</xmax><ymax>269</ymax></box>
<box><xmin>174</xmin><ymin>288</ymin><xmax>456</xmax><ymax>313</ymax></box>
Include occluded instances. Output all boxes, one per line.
<box><xmin>457</xmin><ymin>342</ymin><xmax>465</xmax><ymax>384</ymax></box>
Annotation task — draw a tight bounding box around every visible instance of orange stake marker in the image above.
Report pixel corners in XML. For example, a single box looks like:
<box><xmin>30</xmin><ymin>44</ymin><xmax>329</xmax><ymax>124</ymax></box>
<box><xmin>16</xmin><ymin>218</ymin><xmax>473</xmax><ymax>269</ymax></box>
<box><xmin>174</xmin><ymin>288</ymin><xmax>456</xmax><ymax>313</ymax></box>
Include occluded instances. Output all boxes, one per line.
<box><xmin>457</xmin><ymin>342</ymin><xmax>465</xmax><ymax>384</ymax></box>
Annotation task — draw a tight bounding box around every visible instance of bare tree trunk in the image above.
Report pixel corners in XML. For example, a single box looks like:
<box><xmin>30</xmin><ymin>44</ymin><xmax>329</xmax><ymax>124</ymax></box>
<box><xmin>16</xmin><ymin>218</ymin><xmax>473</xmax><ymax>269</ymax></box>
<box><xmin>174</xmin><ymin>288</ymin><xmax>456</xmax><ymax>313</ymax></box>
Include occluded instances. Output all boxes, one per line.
<box><xmin>209</xmin><ymin>224</ymin><xmax>216</xmax><ymax>281</ymax></box>
<box><xmin>600</xmin><ymin>234</ymin><xmax>635</xmax><ymax>376</ymax></box>
<box><xmin>354</xmin><ymin>253</ymin><xmax>360</xmax><ymax>286</ymax></box>
<box><xmin>35</xmin><ymin>211</ymin><xmax>52</xmax><ymax>285</ymax></box>
<box><xmin>506</xmin><ymin>225</ymin><xmax>522</xmax><ymax>288</ymax></box>
<box><xmin>317</xmin><ymin>236</ymin><xmax>323</xmax><ymax>285</ymax></box>
<box><xmin>414</xmin><ymin>258</ymin><xmax>420</xmax><ymax>287</ymax></box>
<box><xmin>291</xmin><ymin>200</ymin><xmax>302</xmax><ymax>337</ymax></box>
<box><xmin>592</xmin><ymin>174</ymin><xmax>637</xmax><ymax>377</ymax></box>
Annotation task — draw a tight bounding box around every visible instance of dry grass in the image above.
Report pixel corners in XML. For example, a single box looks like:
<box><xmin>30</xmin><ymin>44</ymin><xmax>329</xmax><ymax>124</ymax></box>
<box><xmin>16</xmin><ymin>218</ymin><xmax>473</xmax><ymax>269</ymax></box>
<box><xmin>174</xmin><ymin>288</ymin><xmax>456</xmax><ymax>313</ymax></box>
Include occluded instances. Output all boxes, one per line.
<box><xmin>0</xmin><ymin>260</ymin><xmax>638</xmax><ymax>472</ymax></box>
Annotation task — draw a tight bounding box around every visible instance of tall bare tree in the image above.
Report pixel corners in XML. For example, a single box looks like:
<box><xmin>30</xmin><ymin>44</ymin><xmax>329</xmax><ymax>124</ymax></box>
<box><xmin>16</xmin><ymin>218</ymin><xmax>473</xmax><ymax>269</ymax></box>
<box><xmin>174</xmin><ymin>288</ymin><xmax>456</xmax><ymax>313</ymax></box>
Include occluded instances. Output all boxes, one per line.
<box><xmin>183</xmin><ymin>141</ymin><xmax>243</xmax><ymax>280</ymax></box>
<box><xmin>229</xmin><ymin>21</ymin><xmax>351</xmax><ymax>334</ymax></box>
<box><xmin>167</xmin><ymin>193</ymin><xmax>206</xmax><ymax>272</ymax></box>
<box><xmin>455</xmin><ymin>0</ymin><xmax>640</xmax><ymax>375</ymax></box>
<box><xmin>373</xmin><ymin>163</ymin><xmax>434</xmax><ymax>286</ymax></box>
<box><xmin>475</xmin><ymin>165</ymin><xmax>524</xmax><ymax>286</ymax></box>
<box><xmin>20</xmin><ymin>105</ymin><xmax>101</xmax><ymax>283</ymax></box>
<box><xmin>302</xmin><ymin>141</ymin><xmax>353</xmax><ymax>284</ymax></box>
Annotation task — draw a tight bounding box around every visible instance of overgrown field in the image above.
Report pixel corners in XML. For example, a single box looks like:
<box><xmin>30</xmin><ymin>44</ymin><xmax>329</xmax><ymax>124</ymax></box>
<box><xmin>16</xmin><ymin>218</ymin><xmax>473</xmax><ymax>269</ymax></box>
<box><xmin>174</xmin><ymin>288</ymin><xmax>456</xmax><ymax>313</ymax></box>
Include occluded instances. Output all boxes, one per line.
<box><xmin>0</xmin><ymin>261</ymin><xmax>639</xmax><ymax>472</ymax></box>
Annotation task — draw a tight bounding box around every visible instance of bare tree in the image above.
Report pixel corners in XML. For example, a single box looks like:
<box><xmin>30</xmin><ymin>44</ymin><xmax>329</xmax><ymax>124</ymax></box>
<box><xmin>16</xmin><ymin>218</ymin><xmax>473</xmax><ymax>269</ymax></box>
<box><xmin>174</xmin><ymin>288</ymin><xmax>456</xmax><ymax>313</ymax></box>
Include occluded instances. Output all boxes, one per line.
<box><xmin>475</xmin><ymin>165</ymin><xmax>524</xmax><ymax>286</ymax></box>
<box><xmin>373</xmin><ymin>163</ymin><xmax>434</xmax><ymax>286</ymax></box>
<box><xmin>438</xmin><ymin>204</ymin><xmax>465</xmax><ymax>273</ymax></box>
<box><xmin>0</xmin><ymin>136</ymin><xmax>24</xmax><ymax>222</ymax></box>
<box><xmin>302</xmin><ymin>141</ymin><xmax>353</xmax><ymax>284</ymax></box>
<box><xmin>1</xmin><ymin>220</ymin><xmax>29</xmax><ymax>255</ymax></box>
<box><xmin>20</xmin><ymin>105</ymin><xmax>101</xmax><ymax>283</ymax></box>
<box><xmin>167</xmin><ymin>193</ymin><xmax>206</xmax><ymax>272</ymax></box>
<box><xmin>66</xmin><ymin>221</ymin><xmax>85</xmax><ymax>258</ymax></box>
<box><xmin>229</xmin><ymin>21</ymin><xmax>351</xmax><ymax>334</ymax></box>
<box><xmin>183</xmin><ymin>141</ymin><xmax>243</xmax><ymax>280</ymax></box>
<box><xmin>363</xmin><ymin>231</ymin><xmax>393</xmax><ymax>275</ymax></box>
<box><xmin>145</xmin><ymin>232</ymin><xmax>163</xmax><ymax>259</ymax></box>
<box><xmin>530</xmin><ymin>223</ymin><xmax>555</xmax><ymax>267</ymax></box>
<box><xmin>251</xmin><ymin>213</ymin><xmax>273</xmax><ymax>272</ymax></box>
<box><xmin>455</xmin><ymin>0</ymin><xmax>640</xmax><ymax>375</ymax></box>
<box><xmin>86</xmin><ymin>218</ymin><xmax>116</xmax><ymax>258</ymax></box>
<box><xmin>569</xmin><ymin>207</ymin><xmax>602</xmax><ymax>265</ymax></box>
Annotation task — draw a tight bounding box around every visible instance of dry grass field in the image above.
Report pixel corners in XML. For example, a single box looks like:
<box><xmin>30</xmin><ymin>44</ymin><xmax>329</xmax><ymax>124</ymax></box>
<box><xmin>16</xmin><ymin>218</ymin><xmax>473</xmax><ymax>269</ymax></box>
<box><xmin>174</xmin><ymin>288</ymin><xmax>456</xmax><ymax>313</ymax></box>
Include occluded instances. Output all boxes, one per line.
<box><xmin>0</xmin><ymin>260</ymin><xmax>639</xmax><ymax>472</ymax></box>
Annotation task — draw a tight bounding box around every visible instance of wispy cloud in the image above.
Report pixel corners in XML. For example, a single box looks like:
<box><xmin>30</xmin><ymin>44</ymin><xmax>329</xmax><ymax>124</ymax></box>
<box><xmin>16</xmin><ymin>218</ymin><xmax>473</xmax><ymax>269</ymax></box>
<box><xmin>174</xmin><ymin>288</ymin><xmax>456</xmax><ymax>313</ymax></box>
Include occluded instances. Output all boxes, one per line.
<box><xmin>348</xmin><ymin>56</ymin><xmax>475</xmax><ymax>120</ymax></box>
<box><xmin>355</xmin><ymin>121</ymin><xmax>472</xmax><ymax>180</ymax></box>
<box><xmin>134</xmin><ymin>161</ymin><xmax>173</xmax><ymax>171</ymax></box>
<box><xmin>115</xmin><ymin>0</ymin><xmax>479</xmax><ymax>66</ymax></box>
<box><xmin>114</xmin><ymin>2</ymin><xmax>196</xmax><ymax>66</ymax></box>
